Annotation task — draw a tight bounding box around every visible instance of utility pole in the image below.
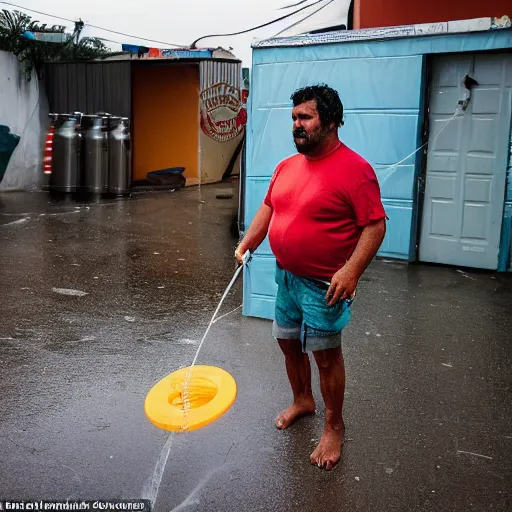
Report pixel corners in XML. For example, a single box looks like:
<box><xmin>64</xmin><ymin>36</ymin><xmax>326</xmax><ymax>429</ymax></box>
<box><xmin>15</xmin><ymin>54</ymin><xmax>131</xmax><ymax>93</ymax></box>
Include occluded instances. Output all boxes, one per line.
<box><xmin>74</xmin><ymin>19</ymin><xmax>84</xmax><ymax>44</ymax></box>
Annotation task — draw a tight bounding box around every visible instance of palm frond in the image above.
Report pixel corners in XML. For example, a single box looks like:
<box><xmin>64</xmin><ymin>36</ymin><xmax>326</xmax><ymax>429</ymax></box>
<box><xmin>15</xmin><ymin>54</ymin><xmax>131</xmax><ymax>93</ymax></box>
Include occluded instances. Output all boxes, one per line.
<box><xmin>0</xmin><ymin>9</ymin><xmax>112</xmax><ymax>79</ymax></box>
<box><xmin>0</xmin><ymin>9</ymin><xmax>31</xmax><ymax>33</ymax></box>
<box><xmin>77</xmin><ymin>37</ymin><xmax>108</xmax><ymax>50</ymax></box>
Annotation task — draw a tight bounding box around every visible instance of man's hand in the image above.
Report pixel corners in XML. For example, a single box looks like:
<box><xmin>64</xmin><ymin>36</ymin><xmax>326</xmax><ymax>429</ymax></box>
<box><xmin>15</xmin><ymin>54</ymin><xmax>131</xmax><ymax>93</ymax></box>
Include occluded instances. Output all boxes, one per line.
<box><xmin>234</xmin><ymin>203</ymin><xmax>273</xmax><ymax>265</ymax></box>
<box><xmin>325</xmin><ymin>219</ymin><xmax>386</xmax><ymax>306</ymax></box>
<box><xmin>235</xmin><ymin>243</ymin><xmax>250</xmax><ymax>265</ymax></box>
<box><xmin>326</xmin><ymin>266</ymin><xmax>359</xmax><ymax>306</ymax></box>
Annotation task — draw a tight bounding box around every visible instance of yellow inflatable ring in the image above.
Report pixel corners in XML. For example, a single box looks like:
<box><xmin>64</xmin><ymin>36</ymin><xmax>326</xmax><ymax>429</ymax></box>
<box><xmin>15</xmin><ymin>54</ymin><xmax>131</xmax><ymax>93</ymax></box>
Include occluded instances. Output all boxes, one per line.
<box><xmin>145</xmin><ymin>365</ymin><xmax>237</xmax><ymax>432</ymax></box>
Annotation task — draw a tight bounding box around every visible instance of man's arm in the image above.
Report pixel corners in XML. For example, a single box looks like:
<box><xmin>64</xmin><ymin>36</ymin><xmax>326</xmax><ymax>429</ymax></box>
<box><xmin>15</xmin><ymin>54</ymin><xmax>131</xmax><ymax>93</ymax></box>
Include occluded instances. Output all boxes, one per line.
<box><xmin>326</xmin><ymin>219</ymin><xmax>386</xmax><ymax>306</ymax></box>
<box><xmin>234</xmin><ymin>203</ymin><xmax>273</xmax><ymax>264</ymax></box>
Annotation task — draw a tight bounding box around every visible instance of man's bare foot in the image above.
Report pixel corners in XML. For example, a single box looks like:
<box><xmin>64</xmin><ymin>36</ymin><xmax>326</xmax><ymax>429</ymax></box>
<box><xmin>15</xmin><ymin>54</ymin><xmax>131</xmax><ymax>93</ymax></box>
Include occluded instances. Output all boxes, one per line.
<box><xmin>275</xmin><ymin>399</ymin><xmax>316</xmax><ymax>429</ymax></box>
<box><xmin>310</xmin><ymin>427</ymin><xmax>344</xmax><ymax>470</ymax></box>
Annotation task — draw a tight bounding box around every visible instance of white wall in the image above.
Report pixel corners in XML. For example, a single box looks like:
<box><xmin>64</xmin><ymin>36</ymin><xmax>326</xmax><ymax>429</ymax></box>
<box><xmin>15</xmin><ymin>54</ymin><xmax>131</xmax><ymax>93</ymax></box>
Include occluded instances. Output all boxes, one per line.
<box><xmin>0</xmin><ymin>50</ymin><xmax>49</xmax><ymax>191</ymax></box>
<box><xmin>199</xmin><ymin>130</ymin><xmax>243</xmax><ymax>185</ymax></box>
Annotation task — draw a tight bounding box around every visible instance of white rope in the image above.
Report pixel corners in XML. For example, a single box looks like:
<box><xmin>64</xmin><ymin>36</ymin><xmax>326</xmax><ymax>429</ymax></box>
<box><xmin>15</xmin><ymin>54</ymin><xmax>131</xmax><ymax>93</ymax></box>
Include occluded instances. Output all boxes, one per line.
<box><xmin>385</xmin><ymin>110</ymin><xmax>461</xmax><ymax>172</ymax></box>
<box><xmin>212</xmin><ymin>304</ymin><xmax>243</xmax><ymax>325</ymax></box>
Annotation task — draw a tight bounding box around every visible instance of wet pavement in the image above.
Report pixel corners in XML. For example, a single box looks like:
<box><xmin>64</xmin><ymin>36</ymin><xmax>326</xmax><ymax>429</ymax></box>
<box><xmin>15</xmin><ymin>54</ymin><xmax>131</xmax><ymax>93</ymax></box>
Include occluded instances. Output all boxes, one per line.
<box><xmin>1</xmin><ymin>186</ymin><xmax>512</xmax><ymax>512</ymax></box>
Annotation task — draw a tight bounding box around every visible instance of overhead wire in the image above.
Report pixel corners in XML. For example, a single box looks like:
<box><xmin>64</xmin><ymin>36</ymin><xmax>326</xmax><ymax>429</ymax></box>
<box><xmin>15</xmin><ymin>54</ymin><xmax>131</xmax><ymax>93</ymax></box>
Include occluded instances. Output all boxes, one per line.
<box><xmin>0</xmin><ymin>1</ymin><xmax>185</xmax><ymax>47</ymax></box>
<box><xmin>1</xmin><ymin>0</ymin><xmax>333</xmax><ymax>50</ymax></box>
<box><xmin>0</xmin><ymin>1</ymin><xmax>73</xmax><ymax>22</ymax></box>
<box><xmin>94</xmin><ymin>36</ymin><xmax>124</xmax><ymax>46</ymax></box>
<box><xmin>273</xmin><ymin>0</ymin><xmax>335</xmax><ymax>38</ymax></box>
<box><xmin>190</xmin><ymin>0</ymin><xmax>327</xmax><ymax>47</ymax></box>
<box><xmin>84</xmin><ymin>23</ymin><xmax>185</xmax><ymax>47</ymax></box>
<box><xmin>278</xmin><ymin>0</ymin><xmax>314</xmax><ymax>10</ymax></box>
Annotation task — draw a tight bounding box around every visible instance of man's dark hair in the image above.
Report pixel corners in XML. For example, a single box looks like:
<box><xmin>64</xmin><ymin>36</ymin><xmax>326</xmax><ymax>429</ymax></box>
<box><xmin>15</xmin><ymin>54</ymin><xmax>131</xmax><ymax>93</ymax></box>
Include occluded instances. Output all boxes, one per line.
<box><xmin>291</xmin><ymin>84</ymin><xmax>344</xmax><ymax>127</ymax></box>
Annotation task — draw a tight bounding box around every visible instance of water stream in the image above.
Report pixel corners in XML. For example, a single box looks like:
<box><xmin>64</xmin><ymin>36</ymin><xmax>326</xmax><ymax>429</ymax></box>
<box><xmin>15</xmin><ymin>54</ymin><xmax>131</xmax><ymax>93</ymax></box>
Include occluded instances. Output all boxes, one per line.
<box><xmin>180</xmin><ymin>261</ymin><xmax>246</xmax><ymax>430</ymax></box>
<box><xmin>141</xmin><ymin>254</ymin><xmax>249</xmax><ymax>507</ymax></box>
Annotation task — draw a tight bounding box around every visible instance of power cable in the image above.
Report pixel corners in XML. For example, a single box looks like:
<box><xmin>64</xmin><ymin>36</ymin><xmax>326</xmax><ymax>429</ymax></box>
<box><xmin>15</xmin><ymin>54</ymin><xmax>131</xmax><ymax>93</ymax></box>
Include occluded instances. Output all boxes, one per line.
<box><xmin>273</xmin><ymin>0</ymin><xmax>335</xmax><ymax>37</ymax></box>
<box><xmin>190</xmin><ymin>0</ymin><xmax>327</xmax><ymax>47</ymax></box>
<box><xmin>0</xmin><ymin>1</ymin><xmax>185</xmax><ymax>47</ymax></box>
<box><xmin>0</xmin><ymin>1</ymin><xmax>74</xmax><ymax>22</ymax></box>
<box><xmin>95</xmin><ymin>36</ymin><xmax>124</xmax><ymax>46</ymax></box>
<box><xmin>278</xmin><ymin>0</ymin><xmax>313</xmax><ymax>10</ymax></box>
<box><xmin>85</xmin><ymin>23</ymin><xmax>185</xmax><ymax>47</ymax></box>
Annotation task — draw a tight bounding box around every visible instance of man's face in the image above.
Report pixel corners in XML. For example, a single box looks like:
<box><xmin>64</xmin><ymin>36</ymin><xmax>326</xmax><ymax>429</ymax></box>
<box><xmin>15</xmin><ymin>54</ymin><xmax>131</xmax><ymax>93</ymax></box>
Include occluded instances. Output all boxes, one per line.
<box><xmin>292</xmin><ymin>99</ymin><xmax>329</xmax><ymax>154</ymax></box>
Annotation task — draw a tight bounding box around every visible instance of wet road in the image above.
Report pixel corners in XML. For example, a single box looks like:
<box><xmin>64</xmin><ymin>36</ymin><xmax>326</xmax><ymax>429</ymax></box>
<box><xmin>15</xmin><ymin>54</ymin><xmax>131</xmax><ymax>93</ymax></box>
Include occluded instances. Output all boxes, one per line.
<box><xmin>1</xmin><ymin>187</ymin><xmax>512</xmax><ymax>511</ymax></box>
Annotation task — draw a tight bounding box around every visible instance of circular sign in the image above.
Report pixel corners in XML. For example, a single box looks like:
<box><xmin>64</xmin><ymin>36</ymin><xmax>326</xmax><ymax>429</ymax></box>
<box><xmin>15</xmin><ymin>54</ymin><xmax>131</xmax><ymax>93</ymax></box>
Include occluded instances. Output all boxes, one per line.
<box><xmin>200</xmin><ymin>82</ymin><xmax>246</xmax><ymax>142</ymax></box>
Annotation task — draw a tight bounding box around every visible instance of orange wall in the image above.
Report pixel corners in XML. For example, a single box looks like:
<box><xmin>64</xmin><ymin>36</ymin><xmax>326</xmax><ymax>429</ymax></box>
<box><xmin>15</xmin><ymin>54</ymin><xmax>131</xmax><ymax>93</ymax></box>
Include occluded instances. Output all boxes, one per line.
<box><xmin>355</xmin><ymin>0</ymin><xmax>510</xmax><ymax>29</ymax></box>
<box><xmin>132</xmin><ymin>64</ymin><xmax>199</xmax><ymax>182</ymax></box>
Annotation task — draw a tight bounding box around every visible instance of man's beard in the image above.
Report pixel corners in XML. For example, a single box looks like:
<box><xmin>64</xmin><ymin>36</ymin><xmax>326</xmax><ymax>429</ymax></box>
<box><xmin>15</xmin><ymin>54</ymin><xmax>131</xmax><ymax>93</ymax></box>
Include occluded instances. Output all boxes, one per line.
<box><xmin>293</xmin><ymin>127</ymin><xmax>327</xmax><ymax>154</ymax></box>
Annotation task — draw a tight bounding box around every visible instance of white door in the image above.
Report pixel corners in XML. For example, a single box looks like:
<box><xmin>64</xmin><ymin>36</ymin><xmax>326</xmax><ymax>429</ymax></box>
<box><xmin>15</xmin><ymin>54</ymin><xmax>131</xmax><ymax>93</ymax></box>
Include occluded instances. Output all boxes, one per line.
<box><xmin>419</xmin><ymin>53</ymin><xmax>512</xmax><ymax>269</ymax></box>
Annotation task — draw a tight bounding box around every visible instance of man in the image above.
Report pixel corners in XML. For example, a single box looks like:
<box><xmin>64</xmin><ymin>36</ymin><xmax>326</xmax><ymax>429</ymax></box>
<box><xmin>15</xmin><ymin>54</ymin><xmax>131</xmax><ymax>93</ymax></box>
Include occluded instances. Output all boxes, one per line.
<box><xmin>235</xmin><ymin>85</ymin><xmax>387</xmax><ymax>471</ymax></box>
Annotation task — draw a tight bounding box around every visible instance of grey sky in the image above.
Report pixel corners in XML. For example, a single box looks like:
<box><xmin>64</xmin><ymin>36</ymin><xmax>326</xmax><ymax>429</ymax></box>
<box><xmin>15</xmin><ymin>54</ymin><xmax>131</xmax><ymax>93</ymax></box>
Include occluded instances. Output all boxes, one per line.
<box><xmin>2</xmin><ymin>0</ymin><xmax>312</xmax><ymax>64</ymax></box>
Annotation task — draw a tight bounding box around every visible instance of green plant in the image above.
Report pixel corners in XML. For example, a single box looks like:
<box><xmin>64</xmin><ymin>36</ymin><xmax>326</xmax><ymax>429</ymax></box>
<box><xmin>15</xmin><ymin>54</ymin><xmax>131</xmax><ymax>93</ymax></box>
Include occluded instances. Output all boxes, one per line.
<box><xmin>0</xmin><ymin>9</ymin><xmax>111</xmax><ymax>79</ymax></box>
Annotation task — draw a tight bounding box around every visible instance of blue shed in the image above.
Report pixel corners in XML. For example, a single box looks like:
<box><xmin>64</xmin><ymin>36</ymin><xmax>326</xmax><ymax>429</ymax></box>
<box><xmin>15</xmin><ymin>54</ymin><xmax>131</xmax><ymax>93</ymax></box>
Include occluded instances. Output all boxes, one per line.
<box><xmin>243</xmin><ymin>19</ymin><xmax>512</xmax><ymax>320</ymax></box>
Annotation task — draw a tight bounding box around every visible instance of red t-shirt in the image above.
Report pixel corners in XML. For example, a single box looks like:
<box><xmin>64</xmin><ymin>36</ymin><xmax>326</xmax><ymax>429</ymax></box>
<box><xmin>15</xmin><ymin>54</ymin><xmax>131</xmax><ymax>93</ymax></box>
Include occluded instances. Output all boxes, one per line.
<box><xmin>264</xmin><ymin>143</ymin><xmax>386</xmax><ymax>280</ymax></box>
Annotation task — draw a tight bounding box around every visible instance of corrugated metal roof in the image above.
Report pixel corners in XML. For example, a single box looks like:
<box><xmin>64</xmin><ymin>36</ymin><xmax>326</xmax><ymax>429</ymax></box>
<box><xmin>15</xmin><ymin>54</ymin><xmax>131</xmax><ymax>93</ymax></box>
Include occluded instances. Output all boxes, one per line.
<box><xmin>200</xmin><ymin>60</ymin><xmax>241</xmax><ymax>90</ymax></box>
<box><xmin>253</xmin><ymin>17</ymin><xmax>496</xmax><ymax>48</ymax></box>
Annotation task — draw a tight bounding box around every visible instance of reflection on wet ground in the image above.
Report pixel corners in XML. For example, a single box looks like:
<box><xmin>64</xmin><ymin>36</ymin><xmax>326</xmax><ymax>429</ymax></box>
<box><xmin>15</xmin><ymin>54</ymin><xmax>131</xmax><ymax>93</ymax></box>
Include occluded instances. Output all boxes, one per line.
<box><xmin>1</xmin><ymin>186</ymin><xmax>511</xmax><ymax>511</ymax></box>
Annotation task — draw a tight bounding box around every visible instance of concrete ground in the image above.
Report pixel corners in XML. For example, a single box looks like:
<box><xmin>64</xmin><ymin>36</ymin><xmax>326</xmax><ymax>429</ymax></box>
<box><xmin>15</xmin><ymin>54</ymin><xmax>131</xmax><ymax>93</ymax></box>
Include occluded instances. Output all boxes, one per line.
<box><xmin>1</xmin><ymin>186</ymin><xmax>512</xmax><ymax>512</ymax></box>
